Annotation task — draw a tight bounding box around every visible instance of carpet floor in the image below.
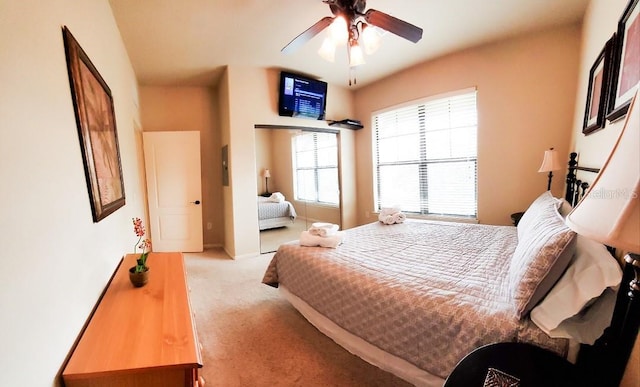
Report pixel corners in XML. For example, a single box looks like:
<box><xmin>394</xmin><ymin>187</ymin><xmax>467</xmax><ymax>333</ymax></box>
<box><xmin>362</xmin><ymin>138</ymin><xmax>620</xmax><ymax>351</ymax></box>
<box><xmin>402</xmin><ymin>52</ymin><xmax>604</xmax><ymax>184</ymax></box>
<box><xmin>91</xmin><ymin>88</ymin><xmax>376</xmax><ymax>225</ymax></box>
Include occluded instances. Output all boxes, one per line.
<box><xmin>184</xmin><ymin>248</ymin><xmax>413</xmax><ymax>387</ymax></box>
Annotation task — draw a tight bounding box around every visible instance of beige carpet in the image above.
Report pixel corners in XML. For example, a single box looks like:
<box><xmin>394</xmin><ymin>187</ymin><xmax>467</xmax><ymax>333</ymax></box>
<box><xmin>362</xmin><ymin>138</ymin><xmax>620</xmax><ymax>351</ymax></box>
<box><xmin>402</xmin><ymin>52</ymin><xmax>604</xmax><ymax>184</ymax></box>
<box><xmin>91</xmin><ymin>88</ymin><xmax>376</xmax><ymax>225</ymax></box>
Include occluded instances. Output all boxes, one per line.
<box><xmin>184</xmin><ymin>248</ymin><xmax>413</xmax><ymax>387</ymax></box>
<box><xmin>259</xmin><ymin>220</ymin><xmax>306</xmax><ymax>253</ymax></box>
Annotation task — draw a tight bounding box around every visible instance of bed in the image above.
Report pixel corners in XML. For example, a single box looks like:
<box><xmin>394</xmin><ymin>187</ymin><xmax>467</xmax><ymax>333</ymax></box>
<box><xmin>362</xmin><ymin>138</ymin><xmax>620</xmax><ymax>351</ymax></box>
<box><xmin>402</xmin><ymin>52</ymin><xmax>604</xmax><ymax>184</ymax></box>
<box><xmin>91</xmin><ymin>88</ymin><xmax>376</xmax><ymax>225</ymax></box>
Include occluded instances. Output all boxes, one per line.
<box><xmin>257</xmin><ymin>195</ymin><xmax>297</xmax><ymax>231</ymax></box>
<box><xmin>261</xmin><ymin>155</ymin><xmax>636</xmax><ymax>386</ymax></box>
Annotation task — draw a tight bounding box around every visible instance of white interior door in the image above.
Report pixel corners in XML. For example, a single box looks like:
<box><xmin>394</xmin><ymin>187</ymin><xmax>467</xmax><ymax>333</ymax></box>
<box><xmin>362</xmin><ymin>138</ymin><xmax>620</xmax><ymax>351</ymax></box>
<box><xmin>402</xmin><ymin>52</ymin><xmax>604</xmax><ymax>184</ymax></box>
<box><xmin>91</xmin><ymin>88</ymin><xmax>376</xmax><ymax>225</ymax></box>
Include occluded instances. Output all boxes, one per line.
<box><xmin>143</xmin><ymin>131</ymin><xmax>203</xmax><ymax>252</ymax></box>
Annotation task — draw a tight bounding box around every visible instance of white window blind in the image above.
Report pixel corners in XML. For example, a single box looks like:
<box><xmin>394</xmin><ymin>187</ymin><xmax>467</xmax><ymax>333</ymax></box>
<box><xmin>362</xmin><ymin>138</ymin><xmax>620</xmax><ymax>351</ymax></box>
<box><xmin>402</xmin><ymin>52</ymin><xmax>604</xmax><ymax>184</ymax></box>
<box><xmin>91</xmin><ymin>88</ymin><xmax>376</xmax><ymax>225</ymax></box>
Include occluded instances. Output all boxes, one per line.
<box><xmin>293</xmin><ymin>131</ymin><xmax>339</xmax><ymax>205</ymax></box>
<box><xmin>373</xmin><ymin>89</ymin><xmax>478</xmax><ymax>218</ymax></box>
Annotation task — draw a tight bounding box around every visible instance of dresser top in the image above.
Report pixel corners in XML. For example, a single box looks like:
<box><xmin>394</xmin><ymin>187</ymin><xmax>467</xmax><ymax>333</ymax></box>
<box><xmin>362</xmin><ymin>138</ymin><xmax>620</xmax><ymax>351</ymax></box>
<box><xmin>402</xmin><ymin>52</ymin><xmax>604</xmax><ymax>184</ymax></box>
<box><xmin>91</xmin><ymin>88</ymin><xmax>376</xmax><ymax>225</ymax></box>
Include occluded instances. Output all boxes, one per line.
<box><xmin>63</xmin><ymin>252</ymin><xmax>202</xmax><ymax>380</ymax></box>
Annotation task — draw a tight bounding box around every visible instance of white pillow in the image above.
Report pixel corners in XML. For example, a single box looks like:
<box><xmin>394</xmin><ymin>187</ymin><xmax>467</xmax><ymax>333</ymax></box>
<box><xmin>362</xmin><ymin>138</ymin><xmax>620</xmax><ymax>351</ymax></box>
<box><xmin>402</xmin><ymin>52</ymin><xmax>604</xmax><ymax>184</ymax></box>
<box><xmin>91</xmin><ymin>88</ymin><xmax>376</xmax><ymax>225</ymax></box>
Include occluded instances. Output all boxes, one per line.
<box><xmin>530</xmin><ymin>235</ymin><xmax>622</xmax><ymax>342</ymax></box>
<box><xmin>541</xmin><ymin>288</ymin><xmax>617</xmax><ymax>345</ymax></box>
<box><xmin>557</xmin><ymin>198</ymin><xmax>573</xmax><ymax>218</ymax></box>
<box><xmin>517</xmin><ymin>191</ymin><xmax>561</xmax><ymax>240</ymax></box>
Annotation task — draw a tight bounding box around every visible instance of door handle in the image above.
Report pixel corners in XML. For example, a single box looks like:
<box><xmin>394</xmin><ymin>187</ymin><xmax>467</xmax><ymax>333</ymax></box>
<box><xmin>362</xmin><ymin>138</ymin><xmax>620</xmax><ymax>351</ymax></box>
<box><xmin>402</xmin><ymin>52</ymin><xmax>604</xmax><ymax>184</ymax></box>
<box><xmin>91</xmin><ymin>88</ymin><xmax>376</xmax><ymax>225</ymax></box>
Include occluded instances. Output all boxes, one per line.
<box><xmin>191</xmin><ymin>200</ymin><xmax>201</xmax><ymax>205</ymax></box>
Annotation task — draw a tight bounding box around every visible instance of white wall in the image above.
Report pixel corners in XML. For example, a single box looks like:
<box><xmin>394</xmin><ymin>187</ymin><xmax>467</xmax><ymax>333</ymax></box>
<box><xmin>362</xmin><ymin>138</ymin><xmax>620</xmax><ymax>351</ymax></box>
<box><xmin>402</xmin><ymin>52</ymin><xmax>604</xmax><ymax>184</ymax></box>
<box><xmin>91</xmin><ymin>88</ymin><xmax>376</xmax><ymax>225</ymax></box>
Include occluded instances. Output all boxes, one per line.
<box><xmin>0</xmin><ymin>1</ymin><xmax>144</xmax><ymax>385</ymax></box>
<box><xmin>570</xmin><ymin>0</ymin><xmax>631</xmax><ymax>168</ymax></box>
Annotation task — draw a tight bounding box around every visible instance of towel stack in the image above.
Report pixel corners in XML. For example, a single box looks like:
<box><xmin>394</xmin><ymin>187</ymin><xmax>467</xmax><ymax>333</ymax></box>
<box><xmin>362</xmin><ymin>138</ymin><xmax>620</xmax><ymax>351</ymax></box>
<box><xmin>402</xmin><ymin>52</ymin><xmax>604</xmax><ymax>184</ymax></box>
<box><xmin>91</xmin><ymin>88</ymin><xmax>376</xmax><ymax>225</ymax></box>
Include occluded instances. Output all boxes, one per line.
<box><xmin>268</xmin><ymin>192</ymin><xmax>285</xmax><ymax>203</ymax></box>
<box><xmin>300</xmin><ymin>222</ymin><xmax>343</xmax><ymax>248</ymax></box>
<box><xmin>378</xmin><ymin>207</ymin><xmax>406</xmax><ymax>225</ymax></box>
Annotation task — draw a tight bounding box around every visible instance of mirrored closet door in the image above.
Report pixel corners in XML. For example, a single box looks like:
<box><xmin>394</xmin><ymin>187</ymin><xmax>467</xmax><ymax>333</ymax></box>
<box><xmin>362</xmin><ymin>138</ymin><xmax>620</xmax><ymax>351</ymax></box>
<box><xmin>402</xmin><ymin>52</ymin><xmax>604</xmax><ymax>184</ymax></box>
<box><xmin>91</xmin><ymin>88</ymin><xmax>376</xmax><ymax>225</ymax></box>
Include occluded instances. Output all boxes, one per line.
<box><xmin>255</xmin><ymin>127</ymin><xmax>341</xmax><ymax>253</ymax></box>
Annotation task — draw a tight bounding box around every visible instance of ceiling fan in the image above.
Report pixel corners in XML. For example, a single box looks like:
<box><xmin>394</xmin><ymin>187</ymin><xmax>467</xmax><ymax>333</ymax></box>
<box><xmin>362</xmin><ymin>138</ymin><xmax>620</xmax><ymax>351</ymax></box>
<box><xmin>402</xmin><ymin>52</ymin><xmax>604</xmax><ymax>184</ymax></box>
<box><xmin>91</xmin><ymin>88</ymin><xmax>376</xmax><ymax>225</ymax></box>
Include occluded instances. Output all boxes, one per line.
<box><xmin>281</xmin><ymin>0</ymin><xmax>423</xmax><ymax>55</ymax></box>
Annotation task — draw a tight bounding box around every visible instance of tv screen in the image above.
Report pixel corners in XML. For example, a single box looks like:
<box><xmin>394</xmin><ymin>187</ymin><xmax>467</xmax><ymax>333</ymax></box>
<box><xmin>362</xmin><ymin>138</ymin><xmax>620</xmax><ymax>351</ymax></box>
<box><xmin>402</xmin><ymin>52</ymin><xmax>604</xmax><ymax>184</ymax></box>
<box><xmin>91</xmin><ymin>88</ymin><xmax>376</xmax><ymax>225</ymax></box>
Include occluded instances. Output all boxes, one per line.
<box><xmin>278</xmin><ymin>71</ymin><xmax>327</xmax><ymax>120</ymax></box>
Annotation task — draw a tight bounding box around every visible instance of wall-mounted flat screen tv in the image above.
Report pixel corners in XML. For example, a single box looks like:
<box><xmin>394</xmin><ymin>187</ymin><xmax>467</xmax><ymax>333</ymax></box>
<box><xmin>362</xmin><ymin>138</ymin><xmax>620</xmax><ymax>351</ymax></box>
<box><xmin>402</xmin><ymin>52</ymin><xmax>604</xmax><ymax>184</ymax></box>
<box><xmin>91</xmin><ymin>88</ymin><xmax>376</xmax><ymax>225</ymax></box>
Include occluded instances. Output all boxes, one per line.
<box><xmin>278</xmin><ymin>71</ymin><xmax>327</xmax><ymax>120</ymax></box>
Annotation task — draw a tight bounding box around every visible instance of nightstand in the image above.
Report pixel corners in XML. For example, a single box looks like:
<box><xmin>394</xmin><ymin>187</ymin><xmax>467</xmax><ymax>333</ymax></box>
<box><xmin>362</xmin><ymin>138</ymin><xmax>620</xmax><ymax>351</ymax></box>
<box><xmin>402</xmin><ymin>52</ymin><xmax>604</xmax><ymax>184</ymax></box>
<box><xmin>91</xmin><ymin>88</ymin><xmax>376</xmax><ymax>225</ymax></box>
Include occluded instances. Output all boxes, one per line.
<box><xmin>511</xmin><ymin>211</ymin><xmax>525</xmax><ymax>226</ymax></box>
<box><xmin>444</xmin><ymin>342</ymin><xmax>579</xmax><ymax>387</ymax></box>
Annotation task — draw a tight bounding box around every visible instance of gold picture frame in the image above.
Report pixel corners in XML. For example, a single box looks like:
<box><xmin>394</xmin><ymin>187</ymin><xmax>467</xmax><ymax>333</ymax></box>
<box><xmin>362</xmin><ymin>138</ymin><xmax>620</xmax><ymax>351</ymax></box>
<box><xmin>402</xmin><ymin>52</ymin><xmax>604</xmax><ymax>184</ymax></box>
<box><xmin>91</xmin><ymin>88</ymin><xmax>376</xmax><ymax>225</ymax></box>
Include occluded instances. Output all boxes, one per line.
<box><xmin>63</xmin><ymin>27</ymin><xmax>125</xmax><ymax>222</ymax></box>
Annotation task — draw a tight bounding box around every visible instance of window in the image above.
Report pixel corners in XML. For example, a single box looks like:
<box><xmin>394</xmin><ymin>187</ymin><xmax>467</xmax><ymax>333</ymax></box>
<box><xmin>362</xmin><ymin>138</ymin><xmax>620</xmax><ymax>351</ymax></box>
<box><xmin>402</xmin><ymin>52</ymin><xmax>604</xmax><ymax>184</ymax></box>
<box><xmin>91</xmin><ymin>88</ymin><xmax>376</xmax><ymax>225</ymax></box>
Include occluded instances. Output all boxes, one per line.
<box><xmin>293</xmin><ymin>131</ymin><xmax>339</xmax><ymax>205</ymax></box>
<box><xmin>373</xmin><ymin>88</ymin><xmax>477</xmax><ymax>218</ymax></box>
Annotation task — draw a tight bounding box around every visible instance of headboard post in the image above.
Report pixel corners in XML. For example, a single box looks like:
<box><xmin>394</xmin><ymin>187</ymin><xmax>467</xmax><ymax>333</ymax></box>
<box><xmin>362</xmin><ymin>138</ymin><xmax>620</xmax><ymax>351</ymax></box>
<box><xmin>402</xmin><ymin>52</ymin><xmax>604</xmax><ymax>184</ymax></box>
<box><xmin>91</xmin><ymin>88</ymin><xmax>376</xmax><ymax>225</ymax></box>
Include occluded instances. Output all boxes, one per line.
<box><xmin>564</xmin><ymin>152</ymin><xmax>598</xmax><ymax>206</ymax></box>
<box><xmin>565</xmin><ymin>152</ymin><xmax>578</xmax><ymax>204</ymax></box>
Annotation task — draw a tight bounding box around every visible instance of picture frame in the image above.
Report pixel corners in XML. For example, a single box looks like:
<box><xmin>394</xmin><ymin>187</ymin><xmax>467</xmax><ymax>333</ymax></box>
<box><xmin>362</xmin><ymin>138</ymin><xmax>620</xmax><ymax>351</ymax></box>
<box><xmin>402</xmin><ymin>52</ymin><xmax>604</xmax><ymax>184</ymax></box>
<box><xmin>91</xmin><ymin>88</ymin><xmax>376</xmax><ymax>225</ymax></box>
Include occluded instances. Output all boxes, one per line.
<box><xmin>582</xmin><ymin>36</ymin><xmax>614</xmax><ymax>135</ymax></box>
<box><xmin>63</xmin><ymin>27</ymin><xmax>125</xmax><ymax>222</ymax></box>
<box><xmin>607</xmin><ymin>0</ymin><xmax>640</xmax><ymax>122</ymax></box>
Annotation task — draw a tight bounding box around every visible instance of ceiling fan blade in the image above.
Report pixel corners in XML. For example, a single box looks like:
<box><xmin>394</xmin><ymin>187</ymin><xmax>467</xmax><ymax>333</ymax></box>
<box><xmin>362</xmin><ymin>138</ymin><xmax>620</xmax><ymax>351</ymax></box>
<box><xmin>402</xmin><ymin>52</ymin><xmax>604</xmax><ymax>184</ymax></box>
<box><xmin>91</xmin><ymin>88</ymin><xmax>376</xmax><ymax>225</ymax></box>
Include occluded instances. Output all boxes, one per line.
<box><xmin>364</xmin><ymin>9</ymin><xmax>423</xmax><ymax>43</ymax></box>
<box><xmin>282</xmin><ymin>16</ymin><xmax>334</xmax><ymax>54</ymax></box>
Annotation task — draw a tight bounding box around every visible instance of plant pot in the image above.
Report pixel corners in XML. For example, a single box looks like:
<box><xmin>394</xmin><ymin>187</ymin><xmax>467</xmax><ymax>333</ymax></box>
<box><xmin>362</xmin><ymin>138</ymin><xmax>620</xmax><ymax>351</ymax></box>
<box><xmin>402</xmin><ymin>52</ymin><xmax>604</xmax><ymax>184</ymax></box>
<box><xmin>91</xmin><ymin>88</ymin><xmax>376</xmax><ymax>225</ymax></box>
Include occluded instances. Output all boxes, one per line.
<box><xmin>129</xmin><ymin>266</ymin><xmax>149</xmax><ymax>287</ymax></box>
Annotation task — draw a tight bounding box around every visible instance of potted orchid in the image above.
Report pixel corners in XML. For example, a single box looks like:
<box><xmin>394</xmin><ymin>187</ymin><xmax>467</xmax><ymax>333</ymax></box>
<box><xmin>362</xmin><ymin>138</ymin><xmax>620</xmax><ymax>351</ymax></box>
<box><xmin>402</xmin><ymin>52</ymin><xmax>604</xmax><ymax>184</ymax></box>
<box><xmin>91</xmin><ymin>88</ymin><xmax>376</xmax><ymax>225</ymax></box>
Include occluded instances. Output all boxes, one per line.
<box><xmin>129</xmin><ymin>217</ymin><xmax>152</xmax><ymax>287</ymax></box>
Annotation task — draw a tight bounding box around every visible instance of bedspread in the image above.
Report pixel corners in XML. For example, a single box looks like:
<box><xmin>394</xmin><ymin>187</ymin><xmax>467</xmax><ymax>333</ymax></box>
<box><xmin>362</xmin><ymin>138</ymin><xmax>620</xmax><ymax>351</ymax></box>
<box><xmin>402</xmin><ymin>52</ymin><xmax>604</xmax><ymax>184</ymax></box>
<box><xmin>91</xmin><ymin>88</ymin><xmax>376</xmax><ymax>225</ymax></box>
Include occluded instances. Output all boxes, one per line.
<box><xmin>262</xmin><ymin>220</ymin><xmax>568</xmax><ymax>379</ymax></box>
<box><xmin>257</xmin><ymin>197</ymin><xmax>297</xmax><ymax>220</ymax></box>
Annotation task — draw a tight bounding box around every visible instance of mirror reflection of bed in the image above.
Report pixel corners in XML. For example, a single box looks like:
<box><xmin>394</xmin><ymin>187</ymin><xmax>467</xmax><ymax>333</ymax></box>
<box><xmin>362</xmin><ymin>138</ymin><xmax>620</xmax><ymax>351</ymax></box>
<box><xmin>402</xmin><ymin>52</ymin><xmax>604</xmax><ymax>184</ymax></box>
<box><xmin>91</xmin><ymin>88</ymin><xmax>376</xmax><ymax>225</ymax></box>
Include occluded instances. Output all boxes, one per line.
<box><xmin>257</xmin><ymin>192</ymin><xmax>305</xmax><ymax>253</ymax></box>
<box><xmin>255</xmin><ymin>127</ymin><xmax>341</xmax><ymax>253</ymax></box>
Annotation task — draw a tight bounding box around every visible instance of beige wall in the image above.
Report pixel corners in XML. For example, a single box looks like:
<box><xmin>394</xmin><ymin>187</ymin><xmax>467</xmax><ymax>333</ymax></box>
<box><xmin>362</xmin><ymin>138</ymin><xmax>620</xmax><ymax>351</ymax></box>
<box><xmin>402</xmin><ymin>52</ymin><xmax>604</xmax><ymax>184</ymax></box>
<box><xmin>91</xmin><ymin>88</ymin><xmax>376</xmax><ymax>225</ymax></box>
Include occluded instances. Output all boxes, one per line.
<box><xmin>353</xmin><ymin>25</ymin><xmax>582</xmax><ymax>226</ymax></box>
<box><xmin>218</xmin><ymin>68</ymin><xmax>235</xmax><ymax>256</ymax></box>
<box><xmin>223</xmin><ymin>66</ymin><xmax>356</xmax><ymax>257</ymax></box>
<box><xmin>139</xmin><ymin>86</ymin><xmax>223</xmax><ymax>247</ymax></box>
<box><xmin>255</xmin><ymin>129</ymin><xmax>274</xmax><ymax>195</ymax></box>
<box><xmin>570</xmin><ymin>0</ymin><xmax>639</xmax><ymax>385</ymax></box>
<box><xmin>137</xmin><ymin>68</ymin><xmax>356</xmax><ymax>257</ymax></box>
<box><xmin>0</xmin><ymin>1</ymin><xmax>144</xmax><ymax>385</ymax></box>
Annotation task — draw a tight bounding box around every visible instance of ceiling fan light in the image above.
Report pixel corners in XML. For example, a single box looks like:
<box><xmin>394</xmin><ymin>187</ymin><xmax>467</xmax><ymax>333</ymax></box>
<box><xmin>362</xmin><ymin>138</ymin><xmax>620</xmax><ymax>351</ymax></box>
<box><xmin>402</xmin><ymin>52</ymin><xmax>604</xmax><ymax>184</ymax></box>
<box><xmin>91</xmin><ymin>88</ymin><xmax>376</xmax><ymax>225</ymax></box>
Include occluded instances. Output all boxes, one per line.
<box><xmin>329</xmin><ymin>16</ymin><xmax>348</xmax><ymax>45</ymax></box>
<box><xmin>349</xmin><ymin>41</ymin><xmax>366</xmax><ymax>67</ymax></box>
<box><xmin>318</xmin><ymin>37</ymin><xmax>336</xmax><ymax>62</ymax></box>
<box><xmin>361</xmin><ymin>24</ymin><xmax>381</xmax><ymax>55</ymax></box>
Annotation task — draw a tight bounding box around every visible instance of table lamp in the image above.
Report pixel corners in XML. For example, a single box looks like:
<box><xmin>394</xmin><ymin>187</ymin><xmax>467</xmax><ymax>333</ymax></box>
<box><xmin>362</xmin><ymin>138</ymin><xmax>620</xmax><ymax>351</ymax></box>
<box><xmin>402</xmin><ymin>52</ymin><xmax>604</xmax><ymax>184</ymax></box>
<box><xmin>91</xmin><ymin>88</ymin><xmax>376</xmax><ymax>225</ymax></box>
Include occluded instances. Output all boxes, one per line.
<box><xmin>262</xmin><ymin>169</ymin><xmax>271</xmax><ymax>195</ymax></box>
<box><xmin>538</xmin><ymin>147</ymin><xmax>563</xmax><ymax>191</ymax></box>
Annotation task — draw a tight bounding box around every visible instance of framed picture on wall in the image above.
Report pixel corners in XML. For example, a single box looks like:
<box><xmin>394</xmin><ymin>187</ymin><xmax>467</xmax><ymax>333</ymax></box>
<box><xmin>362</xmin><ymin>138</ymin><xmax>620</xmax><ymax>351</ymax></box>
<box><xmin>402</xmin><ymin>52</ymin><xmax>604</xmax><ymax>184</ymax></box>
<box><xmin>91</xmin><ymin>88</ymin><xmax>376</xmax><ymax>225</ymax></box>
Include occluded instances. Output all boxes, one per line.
<box><xmin>607</xmin><ymin>0</ymin><xmax>639</xmax><ymax>122</ymax></box>
<box><xmin>582</xmin><ymin>36</ymin><xmax>614</xmax><ymax>135</ymax></box>
<box><xmin>63</xmin><ymin>26</ymin><xmax>126</xmax><ymax>222</ymax></box>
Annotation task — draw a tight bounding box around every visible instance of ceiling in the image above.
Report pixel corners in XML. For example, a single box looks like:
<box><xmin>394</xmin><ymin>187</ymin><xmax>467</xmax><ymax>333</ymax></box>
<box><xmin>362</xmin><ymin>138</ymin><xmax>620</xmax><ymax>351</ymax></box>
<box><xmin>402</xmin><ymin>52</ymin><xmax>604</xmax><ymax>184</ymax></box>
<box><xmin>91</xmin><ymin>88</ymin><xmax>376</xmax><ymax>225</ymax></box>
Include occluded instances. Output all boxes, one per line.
<box><xmin>108</xmin><ymin>0</ymin><xmax>589</xmax><ymax>89</ymax></box>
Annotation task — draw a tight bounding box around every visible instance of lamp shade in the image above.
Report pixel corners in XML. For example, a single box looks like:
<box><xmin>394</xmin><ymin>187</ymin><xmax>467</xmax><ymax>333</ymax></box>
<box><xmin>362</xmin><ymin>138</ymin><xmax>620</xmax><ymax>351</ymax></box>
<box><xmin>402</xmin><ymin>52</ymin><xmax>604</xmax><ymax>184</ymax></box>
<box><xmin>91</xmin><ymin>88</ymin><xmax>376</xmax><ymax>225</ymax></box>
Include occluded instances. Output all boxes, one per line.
<box><xmin>361</xmin><ymin>24</ymin><xmax>381</xmax><ymax>55</ymax></box>
<box><xmin>318</xmin><ymin>37</ymin><xmax>336</xmax><ymax>62</ymax></box>
<box><xmin>349</xmin><ymin>40</ymin><xmax>365</xmax><ymax>67</ymax></box>
<box><xmin>262</xmin><ymin>169</ymin><xmax>271</xmax><ymax>178</ymax></box>
<box><xmin>565</xmin><ymin>91</ymin><xmax>640</xmax><ymax>253</ymax></box>
<box><xmin>329</xmin><ymin>16</ymin><xmax>348</xmax><ymax>45</ymax></box>
<box><xmin>538</xmin><ymin>148</ymin><xmax>563</xmax><ymax>173</ymax></box>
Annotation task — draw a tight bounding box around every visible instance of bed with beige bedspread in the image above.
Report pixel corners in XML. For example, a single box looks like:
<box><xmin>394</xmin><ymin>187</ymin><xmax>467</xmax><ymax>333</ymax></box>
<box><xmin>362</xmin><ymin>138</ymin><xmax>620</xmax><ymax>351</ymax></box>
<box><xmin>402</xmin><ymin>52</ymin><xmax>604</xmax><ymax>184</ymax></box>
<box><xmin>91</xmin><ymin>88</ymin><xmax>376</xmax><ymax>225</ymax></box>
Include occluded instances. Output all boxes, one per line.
<box><xmin>263</xmin><ymin>215</ymin><xmax>571</xmax><ymax>380</ymax></box>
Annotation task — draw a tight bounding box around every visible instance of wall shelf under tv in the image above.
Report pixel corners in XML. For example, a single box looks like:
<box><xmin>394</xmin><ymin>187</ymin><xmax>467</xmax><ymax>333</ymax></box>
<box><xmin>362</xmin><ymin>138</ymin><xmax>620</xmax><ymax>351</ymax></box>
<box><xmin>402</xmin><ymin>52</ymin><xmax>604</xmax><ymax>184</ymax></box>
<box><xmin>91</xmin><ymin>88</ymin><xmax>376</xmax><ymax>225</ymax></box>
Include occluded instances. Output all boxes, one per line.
<box><xmin>327</xmin><ymin>119</ymin><xmax>363</xmax><ymax>130</ymax></box>
<box><xmin>254</xmin><ymin>124</ymin><xmax>339</xmax><ymax>134</ymax></box>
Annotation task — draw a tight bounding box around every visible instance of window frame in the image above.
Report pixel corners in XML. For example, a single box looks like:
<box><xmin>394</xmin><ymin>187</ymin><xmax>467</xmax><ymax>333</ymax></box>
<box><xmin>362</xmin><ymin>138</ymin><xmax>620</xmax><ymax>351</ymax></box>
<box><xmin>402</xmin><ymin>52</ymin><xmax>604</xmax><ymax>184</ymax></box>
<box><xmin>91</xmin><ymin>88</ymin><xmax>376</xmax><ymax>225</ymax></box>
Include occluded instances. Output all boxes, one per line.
<box><xmin>292</xmin><ymin>130</ymin><xmax>340</xmax><ymax>207</ymax></box>
<box><xmin>372</xmin><ymin>88</ymin><xmax>478</xmax><ymax>220</ymax></box>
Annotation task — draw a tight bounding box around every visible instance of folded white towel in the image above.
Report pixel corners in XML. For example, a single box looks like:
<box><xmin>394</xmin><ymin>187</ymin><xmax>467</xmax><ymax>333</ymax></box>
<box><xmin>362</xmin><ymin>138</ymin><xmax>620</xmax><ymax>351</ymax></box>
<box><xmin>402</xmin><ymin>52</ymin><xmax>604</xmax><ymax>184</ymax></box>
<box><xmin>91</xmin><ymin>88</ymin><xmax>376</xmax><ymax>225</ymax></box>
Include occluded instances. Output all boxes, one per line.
<box><xmin>308</xmin><ymin>222</ymin><xmax>339</xmax><ymax>237</ymax></box>
<box><xmin>380</xmin><ymin>207</ymin><xmax>401</xmax><ymax>216</ymax></box>
<box><xmin>268</xmin><ymin>192</ymin><xmax>285</xmax><ymax>203</ymax></box>
<box><xmin>379</xmin><ymin>214</ymin><xmax>394</xmax><ymax>224</ymax></box>
<box><xmin>378</xmin><ymin>211</ymin><xmax>406</xmax><ymax>224</ymax></box>
<box><xmin>299</xmin><ymin>230</ymin><xmax>344</xmax><ymax>248</ymax></box>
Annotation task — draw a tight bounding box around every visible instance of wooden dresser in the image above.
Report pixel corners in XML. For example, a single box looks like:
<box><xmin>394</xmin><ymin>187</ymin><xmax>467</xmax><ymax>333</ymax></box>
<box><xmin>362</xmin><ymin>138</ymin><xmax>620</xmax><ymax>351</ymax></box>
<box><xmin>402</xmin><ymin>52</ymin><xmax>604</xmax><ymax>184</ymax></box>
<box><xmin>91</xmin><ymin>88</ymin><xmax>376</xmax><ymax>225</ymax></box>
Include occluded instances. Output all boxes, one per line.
<box><xmin>62</xmin><ymin>252</ymin><xmax>204</xmax><ymax>387</ymax></box>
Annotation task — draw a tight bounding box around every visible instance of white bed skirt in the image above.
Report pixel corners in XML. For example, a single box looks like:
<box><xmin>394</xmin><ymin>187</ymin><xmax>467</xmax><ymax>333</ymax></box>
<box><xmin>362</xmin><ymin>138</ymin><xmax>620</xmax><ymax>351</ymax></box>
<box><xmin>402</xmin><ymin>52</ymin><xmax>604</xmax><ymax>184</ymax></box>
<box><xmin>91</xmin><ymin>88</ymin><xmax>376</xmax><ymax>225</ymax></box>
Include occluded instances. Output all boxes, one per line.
<box><xmin>279</xmin><ymin>286</ymin><xmax>445</xmax><ymax>387</ymax></box>
<box><xmin>259</xmin><ymin>216</ymin><xmax>292</xmax><ymax>231</ymax></box>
